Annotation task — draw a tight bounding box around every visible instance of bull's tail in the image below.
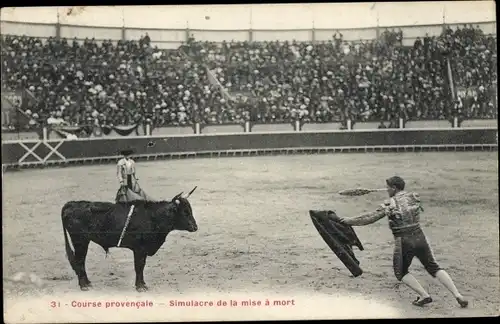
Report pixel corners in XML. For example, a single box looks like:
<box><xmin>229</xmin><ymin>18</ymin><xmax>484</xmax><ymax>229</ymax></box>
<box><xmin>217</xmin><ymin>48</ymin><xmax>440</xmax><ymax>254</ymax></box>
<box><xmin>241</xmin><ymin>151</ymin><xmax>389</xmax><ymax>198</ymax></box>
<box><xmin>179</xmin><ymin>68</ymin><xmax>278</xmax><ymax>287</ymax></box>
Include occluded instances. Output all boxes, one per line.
<box><xmin>61</xmin><ymin>205</ymin><xmax>78</xmax><ymax>272</ymax></box>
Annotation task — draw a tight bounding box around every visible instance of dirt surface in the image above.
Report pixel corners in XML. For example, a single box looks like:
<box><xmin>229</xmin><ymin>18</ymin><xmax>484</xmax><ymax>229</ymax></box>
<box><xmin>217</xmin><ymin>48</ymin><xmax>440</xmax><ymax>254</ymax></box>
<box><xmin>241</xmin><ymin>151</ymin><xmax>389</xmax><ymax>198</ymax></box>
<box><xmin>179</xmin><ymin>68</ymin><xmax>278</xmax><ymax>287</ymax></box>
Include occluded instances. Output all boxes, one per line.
<box><xmin>3</xmin><ymin>152</ymin><xmax>499</xmax><ymax>321</ymax></box>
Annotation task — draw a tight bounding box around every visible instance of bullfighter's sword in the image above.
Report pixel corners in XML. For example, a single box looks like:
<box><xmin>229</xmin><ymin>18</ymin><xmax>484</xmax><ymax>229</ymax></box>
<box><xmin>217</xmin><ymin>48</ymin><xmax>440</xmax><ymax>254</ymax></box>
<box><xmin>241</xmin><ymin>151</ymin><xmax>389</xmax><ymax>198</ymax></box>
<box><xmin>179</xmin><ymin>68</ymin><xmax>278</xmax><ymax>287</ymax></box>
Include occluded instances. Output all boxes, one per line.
<box><xmin>338</xmin><ymin>188</ymin><xmax>386</xmax><ymax>196</ymax></box>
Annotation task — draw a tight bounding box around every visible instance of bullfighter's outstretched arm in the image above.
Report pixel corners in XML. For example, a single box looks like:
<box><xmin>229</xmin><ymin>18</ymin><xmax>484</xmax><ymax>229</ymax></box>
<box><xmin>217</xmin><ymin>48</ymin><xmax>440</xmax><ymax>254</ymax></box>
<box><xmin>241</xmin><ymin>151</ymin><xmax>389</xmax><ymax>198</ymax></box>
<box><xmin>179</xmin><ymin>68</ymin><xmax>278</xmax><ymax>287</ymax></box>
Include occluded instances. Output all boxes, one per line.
<box><xmin>343</xmin><ymin>206</ymin><xmax>387</xmax><ymax>226</ymax></box>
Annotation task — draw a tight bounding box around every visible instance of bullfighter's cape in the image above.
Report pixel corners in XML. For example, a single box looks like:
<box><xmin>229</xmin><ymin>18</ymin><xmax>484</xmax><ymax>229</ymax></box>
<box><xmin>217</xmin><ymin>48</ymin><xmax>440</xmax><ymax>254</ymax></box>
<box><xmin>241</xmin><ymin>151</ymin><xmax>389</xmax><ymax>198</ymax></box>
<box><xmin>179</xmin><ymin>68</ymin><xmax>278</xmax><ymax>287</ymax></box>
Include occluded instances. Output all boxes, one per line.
<box><xmin>115</xmin><ymin>181</ymin><xmax>155</xmax><ymax>203</ymax></box>
<box><xmin>309</xmin><ymin>210</ymin><xmax>364</xmax><ymax>277</ymax></box>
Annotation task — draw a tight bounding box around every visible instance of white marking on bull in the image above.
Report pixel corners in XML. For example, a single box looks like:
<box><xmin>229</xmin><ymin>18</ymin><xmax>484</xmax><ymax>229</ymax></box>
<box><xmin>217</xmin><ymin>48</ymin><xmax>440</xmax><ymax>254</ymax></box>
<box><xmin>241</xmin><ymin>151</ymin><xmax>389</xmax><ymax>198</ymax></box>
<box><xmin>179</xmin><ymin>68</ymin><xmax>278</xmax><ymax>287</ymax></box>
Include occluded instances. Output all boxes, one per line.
<box><xmin>117</xmin><ymin>205</ymin><xmax>135</xmax><ymax>247</ymax></box>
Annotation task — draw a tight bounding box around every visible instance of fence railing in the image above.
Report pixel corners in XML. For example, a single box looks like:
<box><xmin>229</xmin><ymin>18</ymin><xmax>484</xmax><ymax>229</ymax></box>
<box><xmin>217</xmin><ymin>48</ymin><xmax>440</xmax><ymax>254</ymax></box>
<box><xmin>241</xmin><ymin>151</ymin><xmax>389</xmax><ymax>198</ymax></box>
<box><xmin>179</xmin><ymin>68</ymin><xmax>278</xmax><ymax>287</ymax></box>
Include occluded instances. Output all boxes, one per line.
<box><xmin>1</xmin><ymin>19</ymin><xmax>496</xmax><ymax>49</ymax></box>
<box><xmin>2</xmin><ymin>127</ymin><xmax>498</xmax><ymax>171</ymax></box>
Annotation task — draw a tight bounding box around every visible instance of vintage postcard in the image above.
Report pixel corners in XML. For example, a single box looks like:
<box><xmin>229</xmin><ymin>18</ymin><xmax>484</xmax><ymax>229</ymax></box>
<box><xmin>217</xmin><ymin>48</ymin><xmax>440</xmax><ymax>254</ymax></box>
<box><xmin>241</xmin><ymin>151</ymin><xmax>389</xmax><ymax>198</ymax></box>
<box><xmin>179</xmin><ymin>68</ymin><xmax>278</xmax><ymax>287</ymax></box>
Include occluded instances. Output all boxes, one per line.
<box><xmin>1</xmin><ymin>2</ymin><xmax>498</xmax><ymax>323</ymax></box>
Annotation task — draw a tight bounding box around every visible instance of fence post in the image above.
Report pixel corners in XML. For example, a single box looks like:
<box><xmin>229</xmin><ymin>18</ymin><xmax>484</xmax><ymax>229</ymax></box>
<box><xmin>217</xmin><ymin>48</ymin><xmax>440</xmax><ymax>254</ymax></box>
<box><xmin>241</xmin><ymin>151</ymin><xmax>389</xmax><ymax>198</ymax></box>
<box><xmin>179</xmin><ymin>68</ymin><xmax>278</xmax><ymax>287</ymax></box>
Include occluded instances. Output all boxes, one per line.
<box><xmin>294</xmin><ymin>120</ymin><xmax>300</xmax><ymax>131</ymax></box>
<box><xmin>399</xmin><ymin>118</ymin><xmax>404</xmax><ymax>129</ymax></box>
<box><xmin>442</xmin><ymin>5</ymin><xmax>446</xmax><ymax>33</ymax></box>
<box><xmin>56</xmin><ymin>11</ymin><xmax>61</xmax><ymax>39</ymax></box>
<box><xmin>311</xmin><ymin>21</ymin><xmax>316</xmax><ymax>44</ymax></box>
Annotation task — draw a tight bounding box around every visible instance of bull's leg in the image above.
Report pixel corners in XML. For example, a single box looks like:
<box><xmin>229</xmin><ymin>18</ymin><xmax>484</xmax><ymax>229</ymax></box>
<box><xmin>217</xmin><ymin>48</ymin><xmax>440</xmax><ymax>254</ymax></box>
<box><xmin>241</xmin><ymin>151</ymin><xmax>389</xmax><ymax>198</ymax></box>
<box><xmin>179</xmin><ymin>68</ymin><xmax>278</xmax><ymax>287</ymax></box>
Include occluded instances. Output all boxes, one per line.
<box><xmin>73</xmin><ymin>238</ymin><xmax>92</xmax><ymax>290</ymax></box>
<box><xmin>133</xmin><ymin>249</ymin><xmax>148</xmax><ymax>292</ymax></box>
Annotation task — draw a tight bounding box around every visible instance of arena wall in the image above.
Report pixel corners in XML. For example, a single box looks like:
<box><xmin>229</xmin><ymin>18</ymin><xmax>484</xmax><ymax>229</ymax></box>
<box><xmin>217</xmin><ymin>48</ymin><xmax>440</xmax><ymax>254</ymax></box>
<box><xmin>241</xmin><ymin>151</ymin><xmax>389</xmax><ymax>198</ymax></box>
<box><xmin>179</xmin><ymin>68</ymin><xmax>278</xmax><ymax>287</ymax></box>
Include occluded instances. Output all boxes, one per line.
<box><xmin>2</xmin><ymin>3</ymin><xmax>495</xmax><ymax>29</ymax></box>
<box><xmin>1</xmin><ymin>2</ymin><xmax>496</xmax><ymax>48</ymax></box>
<box><xmin>2</xmin><ymin>128</ymin><xmax>497</xmax><ymax>170</ymax></box>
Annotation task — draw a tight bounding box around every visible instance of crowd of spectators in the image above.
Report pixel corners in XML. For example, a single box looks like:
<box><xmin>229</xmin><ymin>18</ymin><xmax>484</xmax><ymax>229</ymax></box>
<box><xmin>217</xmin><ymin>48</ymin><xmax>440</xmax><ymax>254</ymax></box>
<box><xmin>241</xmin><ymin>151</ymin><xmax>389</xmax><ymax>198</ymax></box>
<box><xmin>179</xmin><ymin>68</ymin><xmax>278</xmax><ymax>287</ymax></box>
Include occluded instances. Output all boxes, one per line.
<box><xmin>1</xmin><ymin>34</ymin><xmax>225</xmax><ymax>128</ymax></box>
<box><xmin>442</xmin><ymin>25</ymin><xmax>497</xmax><ymax>119</ymax></box>
<box><xmin>1</xmin><ymin>23</ymin><xmax>497</xmax><ymax>130</ymax></box>
<box><xmin>188</xmin><ymin>25</ymin><xmax>496</xmax><ymax>124</ymax></box>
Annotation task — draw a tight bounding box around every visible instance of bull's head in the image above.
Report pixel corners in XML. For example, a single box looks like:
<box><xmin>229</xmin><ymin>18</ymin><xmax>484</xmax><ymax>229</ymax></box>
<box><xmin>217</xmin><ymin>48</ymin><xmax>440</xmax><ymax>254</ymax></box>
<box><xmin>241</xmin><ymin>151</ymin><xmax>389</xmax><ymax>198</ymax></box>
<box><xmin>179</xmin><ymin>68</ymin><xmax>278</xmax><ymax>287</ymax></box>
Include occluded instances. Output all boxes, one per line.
<box><xmin>171</xmin><ymin>186</ymin><xmax>198</xmax><ymax>232</ymax></box>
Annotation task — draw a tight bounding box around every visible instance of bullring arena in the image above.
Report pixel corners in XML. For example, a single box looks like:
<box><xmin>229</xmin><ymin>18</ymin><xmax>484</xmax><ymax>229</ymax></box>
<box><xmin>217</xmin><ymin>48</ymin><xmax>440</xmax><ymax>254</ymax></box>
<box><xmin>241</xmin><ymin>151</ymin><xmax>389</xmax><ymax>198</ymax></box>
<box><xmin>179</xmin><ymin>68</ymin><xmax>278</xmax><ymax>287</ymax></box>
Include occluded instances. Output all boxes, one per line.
<box><xmin>2</xmin><ymin>3</ymin><xmax>499</xmax><ymax>322</ymax></box>
<box><xmin>2</xmin><ymin>151</ymin><xmax>499</xmax><ymax>321</ymax></box>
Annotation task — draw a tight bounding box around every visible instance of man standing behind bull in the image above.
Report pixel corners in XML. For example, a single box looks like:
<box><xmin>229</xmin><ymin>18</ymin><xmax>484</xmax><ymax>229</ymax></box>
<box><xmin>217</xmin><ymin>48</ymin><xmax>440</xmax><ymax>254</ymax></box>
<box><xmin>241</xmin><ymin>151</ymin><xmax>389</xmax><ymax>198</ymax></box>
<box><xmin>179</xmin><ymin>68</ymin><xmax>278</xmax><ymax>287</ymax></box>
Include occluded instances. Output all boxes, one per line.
<box><xmin>336</xmin><ymin>176</ymin><xmax>469</xmax><ymax>308</ymax></box>
<box><xmin>116</xmin><ymin>148</ymin><xmax>145</xmax><ymax>203</ymax></box>
<box><xmin>117</xmin><ymin>149</ymin><xmax>137</xmax><ymax>191</ymax></box>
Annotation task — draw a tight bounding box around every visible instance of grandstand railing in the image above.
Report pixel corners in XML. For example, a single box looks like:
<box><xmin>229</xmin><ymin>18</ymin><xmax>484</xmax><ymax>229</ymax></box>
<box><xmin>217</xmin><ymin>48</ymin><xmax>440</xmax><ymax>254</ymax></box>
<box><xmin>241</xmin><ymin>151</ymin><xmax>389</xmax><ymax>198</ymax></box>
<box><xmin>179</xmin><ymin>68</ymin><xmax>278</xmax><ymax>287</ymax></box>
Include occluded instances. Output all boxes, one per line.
<box><xmin>1</xmin><ymin>19</ymin><xmax>496</xmax><ymax>50</ymax></box>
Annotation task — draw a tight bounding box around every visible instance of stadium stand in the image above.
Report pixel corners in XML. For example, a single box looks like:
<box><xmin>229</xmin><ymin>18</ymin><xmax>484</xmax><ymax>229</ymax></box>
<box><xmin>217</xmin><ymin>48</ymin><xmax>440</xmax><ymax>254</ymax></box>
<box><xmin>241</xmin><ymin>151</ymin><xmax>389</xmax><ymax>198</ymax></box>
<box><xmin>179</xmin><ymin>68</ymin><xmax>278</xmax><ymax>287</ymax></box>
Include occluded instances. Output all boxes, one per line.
<box><xmin>1</xmin><ymin>24</ymin><xmax>497</xmax><ymax>131</ymax></box>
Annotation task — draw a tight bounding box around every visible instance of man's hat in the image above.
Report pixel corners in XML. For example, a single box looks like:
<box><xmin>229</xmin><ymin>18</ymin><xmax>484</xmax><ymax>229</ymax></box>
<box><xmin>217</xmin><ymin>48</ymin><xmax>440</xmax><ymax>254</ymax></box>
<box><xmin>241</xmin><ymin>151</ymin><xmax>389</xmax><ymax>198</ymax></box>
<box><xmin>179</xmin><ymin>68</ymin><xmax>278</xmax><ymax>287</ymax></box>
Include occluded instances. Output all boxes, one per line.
<box><xmin>386</xmin><ymin>176</ymin><xmax>405</xmax><ymax>190</ymax></box>
<box><xmin>120</xmin><ymin>148</ymin><xmax>134</xmax><ymax>156</ymax></box>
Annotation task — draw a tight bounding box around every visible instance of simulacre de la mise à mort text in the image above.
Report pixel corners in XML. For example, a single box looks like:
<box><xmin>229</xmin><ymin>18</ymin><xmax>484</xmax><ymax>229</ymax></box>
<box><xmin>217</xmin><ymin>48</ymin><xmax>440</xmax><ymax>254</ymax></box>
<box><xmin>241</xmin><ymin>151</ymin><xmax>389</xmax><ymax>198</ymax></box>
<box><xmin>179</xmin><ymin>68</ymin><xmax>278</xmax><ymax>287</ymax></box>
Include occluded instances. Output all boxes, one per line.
<box><xmin>50</xmin><ymin>298</ymin><xmax>297</xmax><ymax>309</ymax></box>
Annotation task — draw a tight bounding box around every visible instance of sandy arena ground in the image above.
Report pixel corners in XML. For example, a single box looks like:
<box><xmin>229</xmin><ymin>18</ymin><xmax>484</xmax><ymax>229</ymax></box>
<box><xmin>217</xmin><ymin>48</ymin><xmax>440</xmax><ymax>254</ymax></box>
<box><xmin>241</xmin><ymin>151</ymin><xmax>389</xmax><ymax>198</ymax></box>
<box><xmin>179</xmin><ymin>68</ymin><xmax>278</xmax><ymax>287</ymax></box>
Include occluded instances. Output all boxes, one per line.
<box><xmin>2</xmin><ymin>152</ymin><xmax>499</xmax><ymax>322</ymax></box>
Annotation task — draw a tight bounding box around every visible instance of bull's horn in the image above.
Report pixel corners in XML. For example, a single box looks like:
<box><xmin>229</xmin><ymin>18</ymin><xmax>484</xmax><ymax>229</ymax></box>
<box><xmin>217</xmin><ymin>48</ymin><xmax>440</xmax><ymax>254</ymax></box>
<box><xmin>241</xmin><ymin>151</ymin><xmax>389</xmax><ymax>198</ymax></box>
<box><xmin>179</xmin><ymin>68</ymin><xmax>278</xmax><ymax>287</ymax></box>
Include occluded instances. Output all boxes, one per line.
<box><xmin>174</xmin><ymin>192</ymin><xmax>183</xmax><ymax>199</ymax></box>
<box><xmin>185</xmin><ymin>186</ymin><xmax>198</xmax><ymax>198</ymax></box>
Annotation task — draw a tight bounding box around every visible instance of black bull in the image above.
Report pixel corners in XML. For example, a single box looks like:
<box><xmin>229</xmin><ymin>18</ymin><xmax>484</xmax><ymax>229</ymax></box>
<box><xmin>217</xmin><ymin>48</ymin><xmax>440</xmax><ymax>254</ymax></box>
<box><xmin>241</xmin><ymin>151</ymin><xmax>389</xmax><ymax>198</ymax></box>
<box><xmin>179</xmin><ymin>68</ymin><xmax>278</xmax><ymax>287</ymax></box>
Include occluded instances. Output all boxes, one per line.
<box><xmin>61</xmin><ymin>188</ymin><xmax>198</xmax><ymax>292</ymax></box>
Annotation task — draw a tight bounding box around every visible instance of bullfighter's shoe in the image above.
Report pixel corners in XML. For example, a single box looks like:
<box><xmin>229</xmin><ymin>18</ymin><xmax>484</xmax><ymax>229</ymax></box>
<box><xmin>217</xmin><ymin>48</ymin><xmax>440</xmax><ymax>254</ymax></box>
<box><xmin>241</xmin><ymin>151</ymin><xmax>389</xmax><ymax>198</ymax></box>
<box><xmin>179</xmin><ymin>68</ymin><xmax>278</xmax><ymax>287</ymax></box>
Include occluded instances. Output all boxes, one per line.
<box><xmin>412</xmin><ymin>296</ymin><xmax>433</xmax><ymax>307</ymax></box>
<box><xmin>456</xmin><ymin>296</ymin><xmax>469</xmax><ymax>308</ymax></box>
